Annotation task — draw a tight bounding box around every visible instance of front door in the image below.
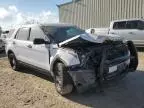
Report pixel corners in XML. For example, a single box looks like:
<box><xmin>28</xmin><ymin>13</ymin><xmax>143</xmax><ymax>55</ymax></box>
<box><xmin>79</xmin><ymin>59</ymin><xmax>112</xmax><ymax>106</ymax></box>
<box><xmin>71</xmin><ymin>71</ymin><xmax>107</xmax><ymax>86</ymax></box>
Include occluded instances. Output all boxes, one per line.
<box><xmin>27</xmin><ymin>26</ymin><xmax>50</xmax><ymax>71</ymax></box>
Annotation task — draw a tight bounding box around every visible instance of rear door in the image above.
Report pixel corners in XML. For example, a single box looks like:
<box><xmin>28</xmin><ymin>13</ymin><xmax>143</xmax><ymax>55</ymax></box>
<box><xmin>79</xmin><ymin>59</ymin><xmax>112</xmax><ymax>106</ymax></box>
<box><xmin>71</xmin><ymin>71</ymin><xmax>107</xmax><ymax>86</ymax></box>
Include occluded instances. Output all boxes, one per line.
<box><xmin>125</xmin><ymin>20</ymin><xmax>144</xmax><ymax>45</ymax></box>
<box><xmin>14</xmin><ymin>27</ymin><xmax>31</xmax><ymax>63</ymax></box>
<box><xmin>110</xmin><ymin>20</ymin><xmax>144</xmax><ymax>45</ymax></box>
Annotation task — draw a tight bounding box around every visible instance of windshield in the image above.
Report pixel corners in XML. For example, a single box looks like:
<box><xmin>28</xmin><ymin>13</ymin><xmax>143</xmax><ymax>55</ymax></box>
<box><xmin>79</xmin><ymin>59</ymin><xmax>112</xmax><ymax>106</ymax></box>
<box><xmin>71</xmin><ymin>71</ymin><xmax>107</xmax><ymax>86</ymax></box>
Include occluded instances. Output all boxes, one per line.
<box><xmin>41</xmin><ymin>26</ymin><xmax>85</xmax><ymax>43</ymax></box>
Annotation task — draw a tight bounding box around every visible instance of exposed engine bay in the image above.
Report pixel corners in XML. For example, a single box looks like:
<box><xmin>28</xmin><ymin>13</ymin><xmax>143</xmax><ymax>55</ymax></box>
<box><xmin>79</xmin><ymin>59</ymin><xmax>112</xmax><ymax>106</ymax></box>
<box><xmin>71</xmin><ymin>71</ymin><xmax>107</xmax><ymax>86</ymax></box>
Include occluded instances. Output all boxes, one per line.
<box><xmin>75</xmin><ymin>41</ymin><xmax>128</xmax><ymax>69</ymax></box>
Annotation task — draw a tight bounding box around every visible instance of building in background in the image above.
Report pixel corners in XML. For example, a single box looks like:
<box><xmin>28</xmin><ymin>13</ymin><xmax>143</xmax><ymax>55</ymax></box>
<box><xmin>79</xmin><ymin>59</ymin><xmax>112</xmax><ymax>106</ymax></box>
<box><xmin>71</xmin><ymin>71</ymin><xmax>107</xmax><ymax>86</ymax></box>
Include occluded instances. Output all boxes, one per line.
<box><xmin>58</xmin><ymin>0</ymin><xmax>144</xmax><ymax>29</ymax></box>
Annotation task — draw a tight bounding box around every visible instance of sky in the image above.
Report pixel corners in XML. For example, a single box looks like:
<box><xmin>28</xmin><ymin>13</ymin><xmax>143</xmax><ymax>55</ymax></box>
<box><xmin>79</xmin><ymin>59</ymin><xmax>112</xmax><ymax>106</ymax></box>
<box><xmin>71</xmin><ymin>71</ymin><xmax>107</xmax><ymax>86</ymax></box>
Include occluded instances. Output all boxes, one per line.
<box><xmin>0</xmin><ymin>0</ymin><xmax>71</xmax><ymax>30</ymax></box>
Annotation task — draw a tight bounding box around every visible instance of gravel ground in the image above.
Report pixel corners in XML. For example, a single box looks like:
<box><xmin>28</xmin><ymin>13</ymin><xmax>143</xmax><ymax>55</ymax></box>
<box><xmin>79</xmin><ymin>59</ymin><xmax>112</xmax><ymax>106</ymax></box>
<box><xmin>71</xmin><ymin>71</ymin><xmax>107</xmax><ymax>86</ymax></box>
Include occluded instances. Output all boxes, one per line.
<box><xmin>0</xmin><ymin>52</ymin><xmax>143</xmax><ymax>108</ymax></box>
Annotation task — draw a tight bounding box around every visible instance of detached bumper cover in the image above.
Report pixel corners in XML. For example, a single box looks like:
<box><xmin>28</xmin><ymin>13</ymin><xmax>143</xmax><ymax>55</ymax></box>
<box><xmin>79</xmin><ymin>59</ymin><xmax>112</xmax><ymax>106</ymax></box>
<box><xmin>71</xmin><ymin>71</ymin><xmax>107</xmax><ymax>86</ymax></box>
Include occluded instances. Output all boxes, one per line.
<box><xmin>68</xmin><ymin>68</ymin><xmax>96</xmax><ymax>92</ymax></box>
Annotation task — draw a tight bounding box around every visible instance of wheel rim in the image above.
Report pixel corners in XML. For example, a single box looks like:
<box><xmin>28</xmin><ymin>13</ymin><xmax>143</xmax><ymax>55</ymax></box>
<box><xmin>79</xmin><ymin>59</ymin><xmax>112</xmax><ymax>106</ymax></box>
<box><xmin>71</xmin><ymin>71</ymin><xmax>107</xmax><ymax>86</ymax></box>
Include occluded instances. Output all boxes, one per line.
<box><xmin>55</xmin><ymin>65</ymin><xmax>63</xmax><ymax>93</ymax></box>
<box><xmin>55</xmin><ymin>76</ymin><xmax>63</xmax><ymax>93</ymax></box>
<box><xmin>55</xmin><ymin>64</ymin><xmax>73</xmax><ymax>95</ymax></box>
<box><xmin>55</xmin><ymin>76</ymin><xmax>73</xmax><ymax>95</ymax></box>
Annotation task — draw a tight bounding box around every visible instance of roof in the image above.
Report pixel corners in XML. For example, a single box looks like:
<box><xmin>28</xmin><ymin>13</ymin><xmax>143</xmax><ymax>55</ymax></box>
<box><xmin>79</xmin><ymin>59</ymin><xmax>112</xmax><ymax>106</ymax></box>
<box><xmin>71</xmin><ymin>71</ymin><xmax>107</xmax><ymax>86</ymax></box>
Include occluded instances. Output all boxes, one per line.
<box><xmin>20</xmin><ymin>23</ymin><xmax>75</xmax><ymax>28</ymax></box>
<box><xmin>40</xmin><ymin>23</ymin><xmax>75</xmax><ymax>27</ymax></box>
<box><xmin>111</xmin><ymin>18</ymin><xmax>144</xmax><ymax>22</ymax></box>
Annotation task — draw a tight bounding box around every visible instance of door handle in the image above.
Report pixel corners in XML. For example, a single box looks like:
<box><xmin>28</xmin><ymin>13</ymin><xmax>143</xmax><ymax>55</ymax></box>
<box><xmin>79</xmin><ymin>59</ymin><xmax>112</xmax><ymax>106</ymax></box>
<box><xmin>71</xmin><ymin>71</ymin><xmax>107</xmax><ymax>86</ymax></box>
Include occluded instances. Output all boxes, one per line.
<box><xmin>128</xmin><ymin>32</ymin><xmax>134</xmax><ymax>34</ymax></box>
<box><xmin>111</xmin><ymin>32</ymin><xmax>116</xmax><ymax>34</ymax></box>
<box><xmin>27</xmin><ymin>45</ymin><xmax>32</xmax><ymax>48</ymax></box>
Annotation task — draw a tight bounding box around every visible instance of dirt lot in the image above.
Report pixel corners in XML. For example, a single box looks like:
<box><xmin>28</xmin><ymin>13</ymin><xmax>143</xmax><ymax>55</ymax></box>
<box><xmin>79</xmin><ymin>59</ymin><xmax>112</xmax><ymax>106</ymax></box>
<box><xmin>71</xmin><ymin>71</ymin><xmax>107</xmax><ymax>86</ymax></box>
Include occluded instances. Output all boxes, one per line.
<box><xmin>0</xmin><ymin>52</ymin><xmax>144</xmax><ymax>108</ymax></box>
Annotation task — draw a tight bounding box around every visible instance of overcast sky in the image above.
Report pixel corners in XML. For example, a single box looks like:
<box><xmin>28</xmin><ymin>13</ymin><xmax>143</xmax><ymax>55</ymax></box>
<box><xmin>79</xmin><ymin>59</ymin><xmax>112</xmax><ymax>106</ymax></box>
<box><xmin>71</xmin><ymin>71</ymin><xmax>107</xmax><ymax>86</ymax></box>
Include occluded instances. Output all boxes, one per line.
<box><xmin>0</xmin><ymin>0</ymin><xmax>71</xmax><ymax>30</ymax></box>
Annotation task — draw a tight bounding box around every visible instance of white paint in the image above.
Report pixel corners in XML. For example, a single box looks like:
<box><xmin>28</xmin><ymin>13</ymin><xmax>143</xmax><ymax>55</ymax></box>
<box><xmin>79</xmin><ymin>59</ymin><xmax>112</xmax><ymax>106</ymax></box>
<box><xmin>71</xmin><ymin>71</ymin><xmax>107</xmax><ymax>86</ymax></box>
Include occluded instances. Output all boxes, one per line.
<box><xmin>86</xmin><ymin>19</ymin><xmax>144</xmax><ymax>46</ymax></box>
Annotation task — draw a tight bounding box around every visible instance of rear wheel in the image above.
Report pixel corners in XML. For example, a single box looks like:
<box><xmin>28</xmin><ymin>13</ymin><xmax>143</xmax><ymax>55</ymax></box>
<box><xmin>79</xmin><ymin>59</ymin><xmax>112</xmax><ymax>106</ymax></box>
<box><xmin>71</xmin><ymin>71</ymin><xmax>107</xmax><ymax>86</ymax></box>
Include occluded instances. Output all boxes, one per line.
<box><xmin>54</xmin><ymin>62</ymin><xmax>74</xmax><ymax>96</ymax></box>
<box><xmin>8</xmin><ymin>53</ymin><xmax>20</xmax><ymax>71</ymax></box>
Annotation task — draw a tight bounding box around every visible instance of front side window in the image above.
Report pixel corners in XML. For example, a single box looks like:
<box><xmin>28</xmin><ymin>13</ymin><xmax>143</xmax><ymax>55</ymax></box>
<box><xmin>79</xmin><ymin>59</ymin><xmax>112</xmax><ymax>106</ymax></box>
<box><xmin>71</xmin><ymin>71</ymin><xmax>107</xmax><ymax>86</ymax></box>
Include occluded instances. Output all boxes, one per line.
<box><xmin>41</xmin><ymin>26</ymin><xmax>85</xmax><ymax>43</ymax></box>
<box><xmin>29</xmin><ymin>27</ymin><xmax>44</xmax><ymax>41</ymax></box>
<box><xmin>7</xmin><ymin>29</ymin><xmax>15</xmax><ymax>38</ymax></box>
<box><xmin>113</xmin><ymin>21</ymin><xmax>126</xmax><ymax>29</ymax></box>
<box><xmin>16</xmin><ymin>28</ymin><xmax>30</xmax><ymax>41</ymax></box>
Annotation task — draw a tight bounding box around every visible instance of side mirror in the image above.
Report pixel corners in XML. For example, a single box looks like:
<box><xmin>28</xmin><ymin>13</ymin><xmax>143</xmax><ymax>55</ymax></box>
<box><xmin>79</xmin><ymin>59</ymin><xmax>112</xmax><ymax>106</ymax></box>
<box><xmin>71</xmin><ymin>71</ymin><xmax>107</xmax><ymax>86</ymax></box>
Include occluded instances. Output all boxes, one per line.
<box><xmin>5</xmin><ymin>31</ymin><xmax>9</xmax><ymax>34</ymax></box>
<box><xmin>33</xmin><ymin>38</ymin><xmax>50</xmax><ymax>45</ymax></box>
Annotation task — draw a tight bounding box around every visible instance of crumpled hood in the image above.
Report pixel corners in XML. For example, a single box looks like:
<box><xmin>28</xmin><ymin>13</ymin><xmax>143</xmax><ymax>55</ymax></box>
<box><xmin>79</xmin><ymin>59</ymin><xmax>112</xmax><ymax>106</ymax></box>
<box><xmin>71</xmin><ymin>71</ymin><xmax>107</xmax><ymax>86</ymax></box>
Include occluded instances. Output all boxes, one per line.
<box><xmin>59</xmin><ymin>33</ymin><xmax>124</xmax><ymax>47</ymax></box>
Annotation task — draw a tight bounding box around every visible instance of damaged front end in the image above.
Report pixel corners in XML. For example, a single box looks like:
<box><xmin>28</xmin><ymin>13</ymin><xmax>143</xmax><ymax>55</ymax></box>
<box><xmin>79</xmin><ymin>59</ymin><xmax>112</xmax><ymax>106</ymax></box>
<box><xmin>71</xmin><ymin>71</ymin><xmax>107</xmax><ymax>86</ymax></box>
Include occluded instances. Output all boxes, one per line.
<box><xmin>59</xmin><ymin>34</ymin><xmax>138</xmax><ymax>92</ymax></box>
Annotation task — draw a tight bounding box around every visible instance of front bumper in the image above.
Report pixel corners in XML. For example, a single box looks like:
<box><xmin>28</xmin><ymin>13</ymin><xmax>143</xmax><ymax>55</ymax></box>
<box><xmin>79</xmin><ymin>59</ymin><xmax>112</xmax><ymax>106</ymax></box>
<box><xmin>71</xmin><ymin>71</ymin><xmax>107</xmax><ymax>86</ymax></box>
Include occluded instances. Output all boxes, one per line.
<box><xmin>68</xmin><ymin>68</ymin><xmax>96</xmax><ymax>92</ymax></box>
<box><xmin>68</xmin><ymin>41</ymin><xmax>138</xmax><ymax>92</ymax></box>
<box><xmin>68</xmin><ymin>56</ymin><xmax>131</xmax><ymax>92</ymax></box>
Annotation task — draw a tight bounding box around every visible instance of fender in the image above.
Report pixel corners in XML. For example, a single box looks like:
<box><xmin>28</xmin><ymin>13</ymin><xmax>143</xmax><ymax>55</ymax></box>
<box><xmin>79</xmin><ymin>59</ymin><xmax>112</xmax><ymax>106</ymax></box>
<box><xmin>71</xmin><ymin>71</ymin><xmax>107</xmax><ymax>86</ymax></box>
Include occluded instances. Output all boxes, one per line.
<box><xmin>7</xmin><ymin>50</ymin><xmax>14</xmax><ymax>56</ymax></box>
<box><xmin>50</xmin><ymin>52</ymin><xmax>80</xmax><ymax>76</ymax></box>
<box><xmin>50</xmin><ymin>55</ymin><xmax>67</xmax><ymax>73</ymax></box>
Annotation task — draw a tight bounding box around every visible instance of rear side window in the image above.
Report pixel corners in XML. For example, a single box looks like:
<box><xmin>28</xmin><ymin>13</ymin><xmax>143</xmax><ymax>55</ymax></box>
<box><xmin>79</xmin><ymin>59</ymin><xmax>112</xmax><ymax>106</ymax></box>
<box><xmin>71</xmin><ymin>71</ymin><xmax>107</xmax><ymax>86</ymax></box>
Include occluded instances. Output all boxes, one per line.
<box><xmin>16</xmin><ymin>28</ymin><xmax>30</xmax><ymax>41</ymax></box>
<box><xmin>113</xmin><ymin>21</ymin><xmax>126</xmax><ymax>29</ymax></box>
<box><xmin>126</xmin><ymin>20</ymin><xmax>140</xmax><ymax>29</ymax></box>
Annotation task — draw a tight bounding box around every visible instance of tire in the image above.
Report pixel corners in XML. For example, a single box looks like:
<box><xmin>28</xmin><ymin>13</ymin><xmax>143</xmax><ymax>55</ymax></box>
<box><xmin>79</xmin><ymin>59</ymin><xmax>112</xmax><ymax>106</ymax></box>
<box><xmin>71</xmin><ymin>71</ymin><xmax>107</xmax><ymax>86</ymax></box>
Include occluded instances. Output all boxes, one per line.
<box><xmin>8</xmin><ymin>53</ymin><xmax>20</xmax><ymax>71</ymax></box>
<box><xmin>127</xmin><ymin>41</ymin><xmax>138</xmax><ymax>71</ymax></box>
<box><xmin>54</xmin><ymin>62</ymin><xmax>74</xmax><ymax>96</ymax></box>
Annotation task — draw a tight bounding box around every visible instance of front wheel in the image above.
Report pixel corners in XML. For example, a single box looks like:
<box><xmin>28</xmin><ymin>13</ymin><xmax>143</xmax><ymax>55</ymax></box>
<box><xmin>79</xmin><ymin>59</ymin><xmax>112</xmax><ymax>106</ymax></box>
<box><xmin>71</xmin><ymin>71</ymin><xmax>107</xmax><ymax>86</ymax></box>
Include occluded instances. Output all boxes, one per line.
<box><xmin>54</xmin><ymin>62</ymin><xmax>74</xmax><ymax>96</ymax></box>
<box><xmin>8</xmin><ymin>53</ymin><xmax>20</xmax><ymax>71</ymax></box>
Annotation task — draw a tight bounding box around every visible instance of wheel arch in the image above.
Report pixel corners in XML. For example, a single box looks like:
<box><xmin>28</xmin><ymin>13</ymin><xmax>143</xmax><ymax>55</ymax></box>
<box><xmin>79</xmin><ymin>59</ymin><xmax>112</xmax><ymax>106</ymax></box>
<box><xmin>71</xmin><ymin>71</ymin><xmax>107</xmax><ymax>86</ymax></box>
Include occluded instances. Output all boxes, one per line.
<box><xmin>50</xmin><ymin>56</ymin><xmax>67</xmax><ymax>77</ymax></box>
<box><xmin>7</xmin><ymin>50</ymin><xmax>14</xmax><ymax>56</ymax></box>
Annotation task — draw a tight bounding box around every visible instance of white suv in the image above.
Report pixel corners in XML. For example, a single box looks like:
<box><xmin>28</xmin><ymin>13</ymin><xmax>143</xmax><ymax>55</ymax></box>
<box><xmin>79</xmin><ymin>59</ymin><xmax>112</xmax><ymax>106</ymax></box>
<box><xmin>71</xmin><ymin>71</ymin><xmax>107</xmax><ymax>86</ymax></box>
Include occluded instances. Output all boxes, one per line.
<box><xmin>6</xmin><ymin>24</ymin><xmax>138</xmax><ymax>95</ymax></box>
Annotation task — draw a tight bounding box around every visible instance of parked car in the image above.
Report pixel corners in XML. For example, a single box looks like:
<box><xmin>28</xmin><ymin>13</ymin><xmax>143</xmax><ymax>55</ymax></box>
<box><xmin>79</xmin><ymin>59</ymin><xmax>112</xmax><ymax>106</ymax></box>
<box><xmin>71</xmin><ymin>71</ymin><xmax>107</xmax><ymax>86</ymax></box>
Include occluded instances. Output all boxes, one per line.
<box><xmin>1</xmin><ymin>30</ymin><xmax>9</xmax><ymax>41</ymax></box>
<box><xmin>0</xmin><ymin>27</ymin><xmax>4</xmax><ymax>52</ymax></box>
<box><xmin>0</xmin><ymin>39</ymin><xmax>5</xmax><ymax>52</ymax></box>
<box><xmin>0</xmin><ymin>30</ymin><xmax>10</xmax><ymax>52</ymax></box>
<box><xmin>6</xmin><ymin>24</ymin><xmax>138</xmax><ymax>95</ymax></box>
<box><xmin>86</xmin><ymin>19</ymin><xmax>144</xmax><ymax>47</ymax></box>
